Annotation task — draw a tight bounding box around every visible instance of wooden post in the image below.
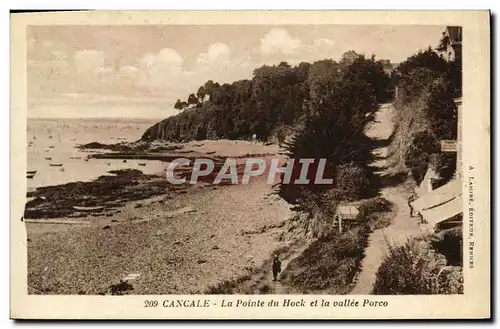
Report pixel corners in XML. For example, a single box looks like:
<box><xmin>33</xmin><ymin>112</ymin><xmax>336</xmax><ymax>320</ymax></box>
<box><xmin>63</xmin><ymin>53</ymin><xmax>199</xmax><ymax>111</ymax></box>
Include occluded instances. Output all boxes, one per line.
<box><xmin>339</xmin><ymin>217</ymin><xmax>342</xmax><ymax>233</ymax></box>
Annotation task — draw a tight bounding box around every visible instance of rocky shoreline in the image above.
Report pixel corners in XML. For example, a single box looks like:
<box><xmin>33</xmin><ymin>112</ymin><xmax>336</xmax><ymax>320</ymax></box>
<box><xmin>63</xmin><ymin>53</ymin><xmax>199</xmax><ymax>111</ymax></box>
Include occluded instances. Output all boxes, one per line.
<box><xmin>26</xmin><ymin>139</ymin><xmax>295</xmax><ymax>295</ymax></box>
<box><xmin>24</xmin><ymin>169</ymin><xmax>181</xmax><ymax>219</ymax></box>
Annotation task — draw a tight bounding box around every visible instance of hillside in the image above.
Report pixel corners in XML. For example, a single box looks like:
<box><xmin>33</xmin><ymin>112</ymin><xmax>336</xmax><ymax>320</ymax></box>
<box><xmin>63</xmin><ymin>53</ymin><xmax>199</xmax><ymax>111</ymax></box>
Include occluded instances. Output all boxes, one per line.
<box><xmin>141</xmin><ymin>53</ymin><xmax>392</xmax><ymax>143</ymax></box>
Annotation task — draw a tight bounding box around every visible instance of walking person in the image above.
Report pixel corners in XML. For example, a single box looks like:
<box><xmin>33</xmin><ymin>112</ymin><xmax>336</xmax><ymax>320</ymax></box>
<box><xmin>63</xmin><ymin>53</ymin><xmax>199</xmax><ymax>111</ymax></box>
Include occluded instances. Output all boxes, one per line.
<box><xmin>272</xmin><ymin>254</ymin><xmax>282</xmax><ymax>281</ymax></box>
<box><xmin>408</xmin><ymin>194</ymin><xmax>416</xmax><ymax>217</ymax></box>
<box><xmin>252</xmin><ymin>133</ymin><xmax>257</xmax><ymax>143</ymax></box>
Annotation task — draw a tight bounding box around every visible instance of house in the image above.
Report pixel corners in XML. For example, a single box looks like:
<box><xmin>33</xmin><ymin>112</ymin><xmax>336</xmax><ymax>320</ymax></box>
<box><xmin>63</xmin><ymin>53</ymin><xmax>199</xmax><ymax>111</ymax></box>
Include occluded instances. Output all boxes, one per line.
<box><xmin>420</xmin><ymin>195</ymin><xmax>462</xmax><ymax>232</ymax></box>
<box><xmin>412</xmin><ymin>178</ymin><xmax>461</xmax><ymax>214</ymax></box>
<box><xmin>410</xmin><ymin>178</ymin><xmax>463</xmax><ymax>233</ymax></box>
<box><xmin>333</xmin><ymin>204</ymin><xmax>359</xmax><ymax>233</ymax></box>
<box><xmin>415</xmin><ymin>166</ymin><xmax>441</xmax><ymax>196</ymax></box>
<box><xmin>435</xmin><ymin>26</ymin><xmax>462</xmax><ymax>62</ymax></box>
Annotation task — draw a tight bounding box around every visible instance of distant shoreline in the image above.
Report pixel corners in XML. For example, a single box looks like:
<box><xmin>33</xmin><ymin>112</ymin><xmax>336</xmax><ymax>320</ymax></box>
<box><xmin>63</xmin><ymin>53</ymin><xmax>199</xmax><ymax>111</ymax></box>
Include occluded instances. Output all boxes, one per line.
<box><xmin>27</xmin><ymin>117</ymin><xmax>164</xmax><ymax>122</ymax></box>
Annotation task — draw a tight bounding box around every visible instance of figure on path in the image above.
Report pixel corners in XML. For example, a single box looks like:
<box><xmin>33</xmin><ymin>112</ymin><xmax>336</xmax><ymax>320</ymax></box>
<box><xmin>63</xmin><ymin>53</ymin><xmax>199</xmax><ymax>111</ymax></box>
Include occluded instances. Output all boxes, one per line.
<box><xmin>272</xmin><ymin>254</ymin><xmax>282</xmax><ymax>281</ymax></box>
<box><xmin>252</xmin><ymin>133</ymin><xmax>257</xmax><ymax>143</ymax></box>
<box><xmin>408</xmin><ymin>194</ymin><xmax>416</xmax><ymax>217</ymax></box>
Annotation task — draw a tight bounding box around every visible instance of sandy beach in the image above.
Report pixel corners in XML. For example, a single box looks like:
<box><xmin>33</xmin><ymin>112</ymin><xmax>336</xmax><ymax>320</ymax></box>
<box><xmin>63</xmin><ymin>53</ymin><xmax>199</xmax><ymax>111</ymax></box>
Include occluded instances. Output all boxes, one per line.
<box><xmin>26</xmin><ymin>140</ymin><xmax>294</xmax><ymax>295</ymax></box>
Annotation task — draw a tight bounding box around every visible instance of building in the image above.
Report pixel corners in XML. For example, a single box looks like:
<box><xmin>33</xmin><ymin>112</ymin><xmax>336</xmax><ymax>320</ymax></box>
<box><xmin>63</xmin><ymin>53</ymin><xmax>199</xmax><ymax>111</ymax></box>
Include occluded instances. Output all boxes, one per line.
<box><xmin>411</xmin><ymin>177</ymin><xmax>462</xmax><ymax>233</ymax></box>
<box><xmin>435</xmin><ymin>26</ymin><xmax>462</xmax><ymax>62</ymax></box>
<box><xmin>415</xmin><ymin>166</ymin><xmax>441</xmax><ymax>197</ymax></box>
<box><xmin>420</xmin><ymin>195</ymin><xmax>462</xmax><ymax>232</ymax></box>
<box><xmin>333</xmin><ymin>204</ymin><xmax>359</xmax><ymax>233</ymax></box>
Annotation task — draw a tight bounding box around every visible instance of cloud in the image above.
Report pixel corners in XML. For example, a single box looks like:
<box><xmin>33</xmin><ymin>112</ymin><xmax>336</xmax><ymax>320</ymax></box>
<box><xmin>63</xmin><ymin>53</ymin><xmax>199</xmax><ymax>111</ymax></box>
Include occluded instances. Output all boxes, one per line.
<box><xmin>137</xmin><ymin>48</ymin><xmax>186</xmax><ymax>90</ymax></box>
<box><xmin>312</xmin><ymin>38</ymin><xmax>335</xmax><ymax>50</ymax></box>
<box><xmin>306</xmin><ymin>37</ymin><xmax>341</xmax><ymax>61</ymax></box>
<box><xmin>140</xmin><ymin>48</ymin><xmax>184</xmax><ymax>69</ymax></box>
<box><xmin>196</xmin><ymin>43</ymin><xmax>231</xmax><ymax>65</ymax></box>
<box><xmin>74</xmin><ymin>49</ymin><xmax>105</xmax><ymax>74</ymax></box>
<box><xmin>260</xmin><ymin>28</ymin><xmax>301</xmax><ymax>56</ymax></box>
<box><xmin>119</xmin><ymin>65</ymin><xmax>140</xmax><ymax>78</ymax></box>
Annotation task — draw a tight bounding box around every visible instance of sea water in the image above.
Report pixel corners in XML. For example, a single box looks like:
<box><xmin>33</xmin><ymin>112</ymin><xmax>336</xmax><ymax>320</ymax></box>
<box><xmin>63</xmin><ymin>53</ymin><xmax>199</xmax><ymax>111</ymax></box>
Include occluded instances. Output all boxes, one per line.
<box><xmin>27</xmin><ymin>118</ymin><xmax>167</xmax><ymax>189</ymax></box>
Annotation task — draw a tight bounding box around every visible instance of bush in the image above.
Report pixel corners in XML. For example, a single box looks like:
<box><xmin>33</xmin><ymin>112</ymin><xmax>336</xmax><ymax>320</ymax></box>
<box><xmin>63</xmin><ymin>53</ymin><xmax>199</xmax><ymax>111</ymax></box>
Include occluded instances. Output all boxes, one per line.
<box><xmin>431</xmin><ymin>227</ymin><xmax>463</xmax><ymax>266</ymax></box>
<box><xmin>333</xmin><ymin>162</ymin><xmax>370</xmax><ymax>201</ymax></box>
<box><xmin>359</xmin><ymin>197</ymin><xmax>392</xmax><ymax>214</ymax></box>
<box><xmin>358</xmin><ymin>197</ymin><xmax>393</xmax><ymax>230</ymax></box>
<box><xmin>373</xmin><ymin>238</ymin><xmax>463</xmax><ymax>295</ymax></box>
<box><xmin>403</xmin><ymin>131</ymin><xmax>440</xmax><ymax>184</ymax></box>
<box><xmin>389</xmin><ymin>48</ymin><xmax>460</xmax><ymax>184</ymax></box>
<box><xmin>280</xmin><ymin>225</ymin><xmax>369</xmax><ymax>293</ymax></box>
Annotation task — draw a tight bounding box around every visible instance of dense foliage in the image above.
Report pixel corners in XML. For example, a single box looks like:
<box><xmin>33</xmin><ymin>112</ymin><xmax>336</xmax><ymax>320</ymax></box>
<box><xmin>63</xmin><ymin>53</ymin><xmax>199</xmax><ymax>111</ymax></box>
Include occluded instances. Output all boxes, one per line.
<box><xmin>390</xmin><ymin>48</ymin><xmax>461</xmax><ymax>185</ymax></box>
<box><xmin>278</xmin><ymin>54</ymin><xmax>389</xmax><ymax>213</ymax></box>
<box><xmin>142</xmin><ymin>54</ymin><xmax>392</xmax><ymax>143</ymax></box>
<box><xmin>280</xmin><ymin>225</ymin><xmax>370</xmax><ymax>293</ymax></box>
<box><xmin>373</xmin><ymin>235</ymin><xmax>463</xmax><ymax>295</ymax></box>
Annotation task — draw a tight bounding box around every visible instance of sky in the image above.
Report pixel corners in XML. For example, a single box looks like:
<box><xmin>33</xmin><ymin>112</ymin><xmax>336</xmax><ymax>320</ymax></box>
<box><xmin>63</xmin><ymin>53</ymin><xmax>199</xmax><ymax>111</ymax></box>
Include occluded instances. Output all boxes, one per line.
<box><xmin>27</xmin><ymin>25</ymin><xmax>445</xmax><ymax>118</ymax></box>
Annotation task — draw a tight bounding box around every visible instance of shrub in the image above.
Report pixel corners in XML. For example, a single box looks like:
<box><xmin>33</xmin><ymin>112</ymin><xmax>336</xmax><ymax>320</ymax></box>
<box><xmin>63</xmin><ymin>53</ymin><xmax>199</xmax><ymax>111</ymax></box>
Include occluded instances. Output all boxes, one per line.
<box><xmin>403</xmin><ymin>131</ymin><xmax>440</xmax><ymax>184</ymax></box>
<box><xmin>359</xmin><ymin>197</ymin><xmax>392</xmax><ymax>215</ymax></box>
<box><xmin>204</xmin><ymin>280</ymin><xmax>237</xmax><ymax>294</ymax></box>
<box><xmin>333</xmin><ymin>162</ymin><xmax>370</xmax><ymax>201</ymax></box>
<box><xmin>280</xmin><ymin>225</ymin><xmax>369</xmax><ymax>293</ymax></box>
<box><xmin>430</xmin><ymin>227</ymin><xmax>463</xmax><ymax>266</ymax></box>
<box><xmin>358</xmin><ymin>197</ymin><xmax>393</xmax><ymax>230</ymax></box>
<box><xmin>373</xmin><ymin>238</ymin><xmax>463</xmax><ymax>295</ymax></box>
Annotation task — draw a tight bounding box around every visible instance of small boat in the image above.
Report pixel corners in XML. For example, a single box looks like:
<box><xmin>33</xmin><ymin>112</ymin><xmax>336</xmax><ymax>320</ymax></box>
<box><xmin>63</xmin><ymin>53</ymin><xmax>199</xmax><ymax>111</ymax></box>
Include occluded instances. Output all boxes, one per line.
<box><xmin>49</xmin><ymin>163</ymin><xmax>63</xmax><ymax>167</ymax></box>
<box><xmin>138</xmin><ymin>162</ymin><xmax>146</xmax><ymax>166</ymax></box>
<box><xmin>70</xmin><ymin>156</ymin><xmax>81</xmax><ymax>159</ymax></box>
<box><xmin>49</xmin><ymin>136</ymin><xmax>53</xmax><ymax>139</ymax></box>
<box><xmin>45</xmin><ymin>157</ymin><xmax>52</xmax><ymax>160</ymax></box>
<box><xmin>27</xmin><ymin>170</ymin><xmax>37</xmax><ymax>175</ymax></box>
<box><xmin>73</xmin><ymin>206</ymin><xmax>104</xmax><ymax>211</ymax></box>
<box><xmin>48</xmin><ymin>146</ymin><xmax>55</xmax><ymax>149</ymax></box>
<box><xmin>27</xmin><ymin>173</ymin><xmax>35</xmax><ymax>179</ymax></box>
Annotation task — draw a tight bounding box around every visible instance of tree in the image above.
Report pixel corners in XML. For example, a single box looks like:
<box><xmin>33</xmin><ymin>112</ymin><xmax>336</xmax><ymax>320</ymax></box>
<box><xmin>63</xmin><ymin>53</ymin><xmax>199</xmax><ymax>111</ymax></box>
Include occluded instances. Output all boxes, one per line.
<box><xmin>340</xmin><ymin>50</ymin><xmax>361</xmax><ymax>67</ymax></box>
<box><xmin>196</xmin><ymin>86</ymin><xmax>206</xmax><ymax>103</ymax></box>
<box><xmin>174</xmin><ymin>99</ymin><xmax>183</xmax><ymax>112</ymax></box>
<box><xmin>396</xmin><ymin>48</ymin><xmax>449</xmax><ymax>77</ymax></box>
<box><xmin>203</xmin><ymin>80</ymin><xmax>218</xmax><ymax>101</ymax></box>
<box><xmin>187</xmin><ymin>93</ymin><xmax>198</xmax><ymax>106</ymax></box>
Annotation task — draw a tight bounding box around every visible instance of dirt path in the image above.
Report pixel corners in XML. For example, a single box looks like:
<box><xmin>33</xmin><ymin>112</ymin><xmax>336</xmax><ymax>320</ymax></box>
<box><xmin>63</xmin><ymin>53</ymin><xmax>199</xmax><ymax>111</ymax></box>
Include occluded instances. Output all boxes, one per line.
<box><xmin>350</xmin><ymin>104</ymin><xmax>423</xmax><ymax>295</ymax></box>
<box><xmin>220</xmin><ymin>239</ymin><xmax>309</xmax><ymax>294</ymax></box>
<box><xmin>271</xmin><ymin>243</ymin><xmax>310</xmax><ymax>294</ymax></box>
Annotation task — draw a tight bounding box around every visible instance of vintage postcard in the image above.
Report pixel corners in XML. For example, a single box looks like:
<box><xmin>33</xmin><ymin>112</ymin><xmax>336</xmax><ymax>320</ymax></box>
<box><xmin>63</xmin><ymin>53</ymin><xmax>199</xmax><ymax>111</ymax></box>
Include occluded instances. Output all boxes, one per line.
<box><xmin>10</xmin><ymin>11</ymin><xmax>490</xmax><ymax>319</ymax></box>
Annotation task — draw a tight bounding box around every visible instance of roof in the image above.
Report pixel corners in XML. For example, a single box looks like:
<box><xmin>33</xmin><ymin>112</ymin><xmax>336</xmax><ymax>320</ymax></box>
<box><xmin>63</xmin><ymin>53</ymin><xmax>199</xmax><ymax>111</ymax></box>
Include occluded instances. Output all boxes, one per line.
<box><xmin>421</xmin><ymin>195</ymin><xmax>462</xmax><ymax>228</ymax></box>
<box><xmin>336</xmin><ymin>205</ymin><xmax>359</xmax><ymax>220</ymax></box>
<box><xmin>422</xmin><ymin>167</ymin><xmax>440</xmax><ymax>182</ymax></box>
<box><xmin>446</xmin><ymin>26</ymin><xmax>462</xmax><ymax>44</ymax></box>
<box><xmin>412</xmin><ymin>179</ymin><xmax>462</xmax><ymax>213</ymax></box>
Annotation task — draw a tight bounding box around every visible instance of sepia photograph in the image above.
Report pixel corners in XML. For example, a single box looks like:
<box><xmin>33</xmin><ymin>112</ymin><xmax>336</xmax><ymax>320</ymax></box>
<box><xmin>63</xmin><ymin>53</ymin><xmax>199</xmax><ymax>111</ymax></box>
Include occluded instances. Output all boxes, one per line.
<box><xmin>10</xmin><ymin>10</ymin><xmax>490</xmax><ymax>319</ymax></box>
